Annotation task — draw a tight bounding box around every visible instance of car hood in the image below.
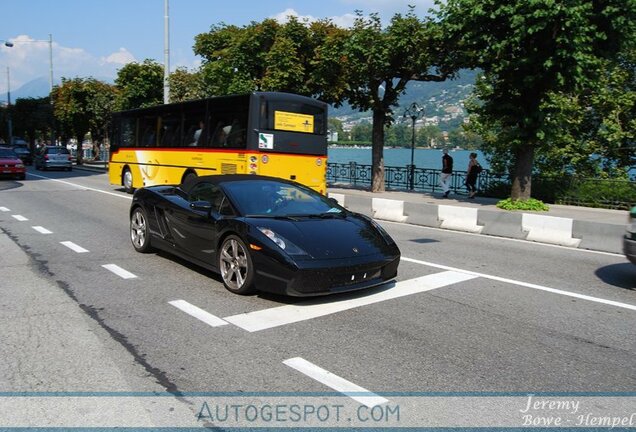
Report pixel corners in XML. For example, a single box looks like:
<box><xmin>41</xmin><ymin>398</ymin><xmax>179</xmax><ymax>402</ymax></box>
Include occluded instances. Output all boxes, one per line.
<box><xmin>0</xmin><ymin>157</ymin><xmax>20</xmax><ymax>164</ymax></box>
<box><xmin>247</xmin><ymin>214</ymin><xmax>393</xmax><ymax>260</ymax></box>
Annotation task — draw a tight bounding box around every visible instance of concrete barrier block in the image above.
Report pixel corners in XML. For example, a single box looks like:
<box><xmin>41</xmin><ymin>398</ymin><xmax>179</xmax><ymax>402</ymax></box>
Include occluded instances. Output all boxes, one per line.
<box><xmin>404</xmin><ymin>202</ymin><xmax>441</xmax><ymax>227</ymax></box>
<box><xmin>372</xmin><ymin>198</ymin><xmax>408</xmax><ymax>222</ymax></box>
<box><xmin>438</xmin><ymin>205</ymin><xmax>483</xmax><ymax>233</ymax></box>
<box><xmin>522</xmin><ymin>213</ymin><xmax>581</xmax><ymax>247</ymax></box>
<box><xmin>478</xmin><ymin>210</ymin><xmax>525</xmax><ymax>239</ymax></box>
<box><xmin>343</xmin><ymin>194</ymin><xmax>373</xmax><ymax>217</ymax></box>
<box><xmin>573</xmin><ymin>220</ymin><xmax>624</xmax><ymax>254</ymax></box>
<box><xmin>328</xmin><ymin>193</ymin><xmax>345</xmax><ymax>207</ymax></box>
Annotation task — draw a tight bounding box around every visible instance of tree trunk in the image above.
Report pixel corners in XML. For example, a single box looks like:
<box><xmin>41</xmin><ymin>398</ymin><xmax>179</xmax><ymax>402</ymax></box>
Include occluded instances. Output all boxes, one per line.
<box><xmin>371</xmin><ymin>108</ymin><xmax>386</xmax><ymax>192</ymax></box>
<box><xmin>511</xmin><ymin>144</ymin><xmax>534</xmax><ymax>200</ymax></box>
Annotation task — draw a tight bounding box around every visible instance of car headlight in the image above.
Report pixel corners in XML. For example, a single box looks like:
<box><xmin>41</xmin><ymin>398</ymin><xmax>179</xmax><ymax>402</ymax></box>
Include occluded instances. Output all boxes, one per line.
<box><xmin>16</xmin><ymin>163</ymin><xmax>24</xmax><ymax>169</ymax></box>
<box><xmin>258</xmin><ymin>227</ymin><xmax>307</xmax><ymax>255</ymax></box>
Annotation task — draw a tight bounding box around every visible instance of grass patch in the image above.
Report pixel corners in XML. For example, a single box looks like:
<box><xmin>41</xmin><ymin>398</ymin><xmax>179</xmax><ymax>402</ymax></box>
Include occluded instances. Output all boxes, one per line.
<box><xmin>496</xmin><ymin>198</ymin><xmax>550</xmax><ymax>211</ymax></box>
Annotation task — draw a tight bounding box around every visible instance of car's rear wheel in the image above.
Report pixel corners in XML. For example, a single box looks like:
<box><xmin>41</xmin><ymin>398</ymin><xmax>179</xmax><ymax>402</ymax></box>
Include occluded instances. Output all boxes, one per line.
<box><xmin>130</xmin><ymin>206</ymin><xmax>152</xmax><ymax>253</ymax></box>
<box><xmin>219</xmin><ymin>235</ymin><xmax>255</xmax><ymax>295</ymax></box>
<box><xmin>123</xmin><ymin>168</ymin><xmax>134</xmax><ymax>194</ymax></box>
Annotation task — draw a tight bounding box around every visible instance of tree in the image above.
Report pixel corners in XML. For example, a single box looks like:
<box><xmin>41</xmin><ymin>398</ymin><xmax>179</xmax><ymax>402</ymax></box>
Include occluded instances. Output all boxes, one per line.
<box><xmin>328</xmin><ymin>117</ymin><xmax>345</xmax><ymax>141</ymax></box>
<box><xmin>193</xmin><ymin>17</ymin><xmax>347</xmax><ymax>98</ymax></box>
<box><xmin>85</xmin><ymin>80</ymin><xmax>118</xmax><ymax>159</ymax></box>
<box><xmin>52</xmin><ymin>78</ymin><xmax>117</xmax><ymax>164</ymax></box>
<box><xmin>438</xmin><ymin>0</ymin><xmax>636</xmax><ymax>199</ymax></box>
<box><xmin>169</xmin><ymin>67</ymin><xmax>206</xmax><ymax>103</ymax></box>
<box><xmin>11</xmin><ymin>97</ymin><xmax>52</xmax><ymax>148</ymax></box>
<box><xmin>115</xmin><ymin>59</ymin><xmax>163</xmax><ymax>110</ymax></box>
<box><xmin>417</xmin><ymin>125</ymin><xmax>443</xmax><ymax>148</ymax></box>
<box><xmin>349</xmin><ymin>122</ymin><xmax>372</xmax><ymax>142</ymax></box>
<box><xmin>325</xmin><ymin>8</ymin><xmax>456</xmax><ymax>191</ymax></box>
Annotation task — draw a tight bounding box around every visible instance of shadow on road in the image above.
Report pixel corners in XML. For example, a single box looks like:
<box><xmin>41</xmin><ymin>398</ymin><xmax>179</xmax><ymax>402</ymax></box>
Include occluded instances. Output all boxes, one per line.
<box><xmin>595</xmin><ymin>263</ymin><xmax>636</xmax><ymax>290</ymax></box>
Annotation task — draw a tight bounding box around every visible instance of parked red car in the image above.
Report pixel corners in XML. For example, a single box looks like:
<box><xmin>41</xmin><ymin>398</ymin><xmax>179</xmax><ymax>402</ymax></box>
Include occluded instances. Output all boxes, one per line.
<box><xmin>0</xmin><ymin>147</ymin><xmax>26</xmax><ymax>180</ymax></box>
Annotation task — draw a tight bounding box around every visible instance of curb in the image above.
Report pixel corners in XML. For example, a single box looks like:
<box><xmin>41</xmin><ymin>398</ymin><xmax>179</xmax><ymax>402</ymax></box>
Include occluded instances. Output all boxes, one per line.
<box><xmin>329</xmin><ymin>193</ymin><xmax>625</xmax><ymax>254</ymax></box>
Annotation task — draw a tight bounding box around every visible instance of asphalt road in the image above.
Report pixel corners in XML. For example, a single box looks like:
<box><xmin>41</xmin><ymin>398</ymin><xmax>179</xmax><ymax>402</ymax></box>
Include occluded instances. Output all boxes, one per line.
<box><xmin>0</xmin><ymin>168</ymin><xmax>634</xmax><ymax>428</ymax></box>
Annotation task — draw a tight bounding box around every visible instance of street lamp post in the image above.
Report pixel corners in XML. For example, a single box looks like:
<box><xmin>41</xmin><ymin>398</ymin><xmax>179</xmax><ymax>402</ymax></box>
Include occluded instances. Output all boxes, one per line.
<box><xmin>403</xmin><ymin>102</ymin><xmax>424</xmax><ymax>190</ymax></box>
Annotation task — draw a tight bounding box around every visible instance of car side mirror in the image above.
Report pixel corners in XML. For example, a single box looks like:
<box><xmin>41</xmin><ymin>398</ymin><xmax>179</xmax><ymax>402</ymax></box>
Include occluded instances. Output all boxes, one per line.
<box><xmin>190</xmin><ymin>200</ymin><xmax>213</xmax><ymax>213</ymax></box>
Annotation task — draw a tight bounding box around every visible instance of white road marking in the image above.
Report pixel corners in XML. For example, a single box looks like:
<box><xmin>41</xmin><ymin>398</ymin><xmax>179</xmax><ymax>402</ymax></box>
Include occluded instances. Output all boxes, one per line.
<box><xmin>60</xmin><ymin>241</ymin><xmax>89</xmax><ymax>253</ymax></box>
<box><xmin>12</xmin><ymin>215</ymin><xmax>28</xmax><ymax>221</ymax></box>
<box><xmin>32</xmin><ymin>226</ymin><xmax>53</xmax><ymax>234</ymax></box>
<box><xmin>169</xmin><ymin>300</ymin><xmax>229</xmax><ymax>327</ymax></box>
<box><xmin>223</xmin><ymin>271</ymin><xmax>477</xmax><ymax>332</ymax></box>
<box><xmin>0</xmin><ymin>207</ymin><xmax>10</xmax><ymax>212</ymax></box>
<box><xmin>283</xmin><ymin>357</ymin><xmax>388</xmax><ymax>408</ymax></box>
<box><xmin>27</xmin><ymin>173</ymin><xmax>132</xmax><ymax>200</ymax></box>
<box><xmin>402</xmin><ymin>256</ymin><xmax>636</xmax><ymax>312</ymax></box>
<box><xmin>102</xmin><ymin>264</ymin><xmax>137</xmax><ymax>279</ymax></box>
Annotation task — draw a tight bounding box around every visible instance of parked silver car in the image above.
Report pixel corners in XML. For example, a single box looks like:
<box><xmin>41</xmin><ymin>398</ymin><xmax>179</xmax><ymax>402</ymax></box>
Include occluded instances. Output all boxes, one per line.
<box><xmin>34</xmin><ymin>146</ymin><xmax>73</xmax><ymax>171</ymax></box>
<box><xmin>625</xmin><ymin>206</ymin><xmax>636</xmax><ymax>264</ymax></box>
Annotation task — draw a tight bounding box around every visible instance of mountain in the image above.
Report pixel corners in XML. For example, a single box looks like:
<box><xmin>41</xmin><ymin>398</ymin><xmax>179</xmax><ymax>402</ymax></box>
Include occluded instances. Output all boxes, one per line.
<box><xmin>330</xmin><ymin>69</ymin><xmax>479</xmax><ymax>131</ymax></box>
<box><xmin>0</xmin><ymin>76</ymin><xmax>113</xmax><ymax>104</ymax></box>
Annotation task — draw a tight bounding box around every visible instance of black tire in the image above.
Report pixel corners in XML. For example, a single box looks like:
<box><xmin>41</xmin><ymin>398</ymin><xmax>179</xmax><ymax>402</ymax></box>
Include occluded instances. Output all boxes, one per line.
<box><xmin>123</xmin><ymin>167</ymin><xmax>134</xmax><ymax>194</ymax></box>
<box><xmin>183</xmin><ymin>171</ymin><xmax>197</xmax><ymax>185</ymax></box>
<box><xmin>130</xmin><ymin>206</ymin><xmax>153</xmax><ymax>253</ymax></box>
<box><xmin>218</xmin><ymin>235</ymin><xmax>255</xmax><ymax>295</ymax></box>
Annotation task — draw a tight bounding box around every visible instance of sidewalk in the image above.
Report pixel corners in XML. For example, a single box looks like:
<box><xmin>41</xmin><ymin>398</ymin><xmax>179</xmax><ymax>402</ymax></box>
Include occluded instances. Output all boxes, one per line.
<box><xmin>72</xmin><ymin>163</ymin><xmax>629</xmax><ymax>255</ymax></box>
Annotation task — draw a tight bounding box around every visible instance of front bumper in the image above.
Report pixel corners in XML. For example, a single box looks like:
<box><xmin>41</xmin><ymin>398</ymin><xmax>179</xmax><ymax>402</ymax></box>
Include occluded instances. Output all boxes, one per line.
<box><xmin>253</xmin><ymin>252</ymin><xmax>401</xmax><ymax>297</ymax></box>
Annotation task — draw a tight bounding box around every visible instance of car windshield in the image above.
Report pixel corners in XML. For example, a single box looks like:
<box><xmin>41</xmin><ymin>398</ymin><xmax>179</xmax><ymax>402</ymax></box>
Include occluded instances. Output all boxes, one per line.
<box><xmin>0</xmin><ymin>148</ymin><xmax>18</xmax><ymax>158</ymax></box>
<box><xmin>223</xmin><ymin>180</ymin><xmax>343</xmax><ymax>217</ymax></box>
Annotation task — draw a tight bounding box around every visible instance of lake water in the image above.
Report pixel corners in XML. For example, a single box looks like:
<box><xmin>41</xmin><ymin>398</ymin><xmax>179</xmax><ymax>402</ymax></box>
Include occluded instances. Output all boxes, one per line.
<box><xmin>327</xmin><ymin>147</ymin><xmax>489</xmax><ymax>170</ymax></box>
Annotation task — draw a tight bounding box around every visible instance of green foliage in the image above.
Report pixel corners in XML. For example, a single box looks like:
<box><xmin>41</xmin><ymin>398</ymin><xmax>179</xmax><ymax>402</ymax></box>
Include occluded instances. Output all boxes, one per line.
<box><xmin>496</xmin><ymin>198</ymin><xmax>550</xmax><ymax>212</ymax></box>
<box><xmin>52</xmin><ymin>77</ymin><xmax>117</xmax><ymax>162</ymax></box>
<box><xmin>438</xmin><ymin>0</ymin><xmax>636</xmax><ymax>199</ymax></box>
<box><xmin>169</xmin><ymin>67</ymin><xmax>206</xmax><ymax>102</ymax></box>
<box><xmin>11</xmin><ymin>97</ymin><xmax>52</xmax><ymax>145</ymax></box>
<box><xmin>115</xmin><ymin>59</ymin><xmax>163</xmax><ymax>110</ymax></box>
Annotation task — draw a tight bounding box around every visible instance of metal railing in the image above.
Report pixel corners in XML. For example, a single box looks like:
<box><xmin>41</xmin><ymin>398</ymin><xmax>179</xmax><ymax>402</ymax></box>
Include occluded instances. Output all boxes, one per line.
<box><xmin>327</xmin><ymin>162</ymin><xmax>636</xmax><ymax>210</ymax></box>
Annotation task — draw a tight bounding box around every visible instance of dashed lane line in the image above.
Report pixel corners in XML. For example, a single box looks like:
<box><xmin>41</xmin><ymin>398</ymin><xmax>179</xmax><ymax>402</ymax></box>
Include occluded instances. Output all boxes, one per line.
<box><xmin>60</xmin><ymin>241</ymin><xmax>89</xmax><ymax>253</ymax></box>
<box><xmin>169</xmin><ymin>300</ymin><xmax>229</xmax><ymax>327</ymax></box>
<box><xmin>11</xmin><ymin>215</ymin><xmax>28</xmax><ymax>221</ymax></box>
<box><xmin>222</xmin><ymin>271</ymin><xmax>477</xmax><ymax>332</ymax></box>
<box><xmin>32</xmin><ymin>226</ymin><xmax>53</xmax><ymax>234</ymax></box>
<box><xmin>283</xmin><ymin>357</ymin><xmax>388</xmax><ymax>408</ymax></box>
<box><xmin>102</xmin><ymin>264</ymin><xmax>137</xmax><ymax>279</ymax></box>
<box><xmin>0</xmin><ymin>207</ymin><xmax>10</xmax><ymax>212</ymax></box>
<box><xmin>401</xmin><ymin>256</ymin><xmax>636</xmax><ymax>312</ymax></box>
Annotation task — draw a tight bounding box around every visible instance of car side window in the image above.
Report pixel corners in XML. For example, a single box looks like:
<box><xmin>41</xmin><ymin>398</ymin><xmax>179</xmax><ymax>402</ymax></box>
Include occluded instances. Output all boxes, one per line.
<box><xmin>188</xmin><ymin>182</ymin><xmax>229</xmax><ymax>214</ymax></box>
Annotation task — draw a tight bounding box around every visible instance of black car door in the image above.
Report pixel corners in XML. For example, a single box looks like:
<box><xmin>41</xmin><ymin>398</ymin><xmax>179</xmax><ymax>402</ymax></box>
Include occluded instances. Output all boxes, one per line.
<box><xmin>167</xmin><ymin>181</ymin><xmax>226</xmax><ymax>265</ymax></box>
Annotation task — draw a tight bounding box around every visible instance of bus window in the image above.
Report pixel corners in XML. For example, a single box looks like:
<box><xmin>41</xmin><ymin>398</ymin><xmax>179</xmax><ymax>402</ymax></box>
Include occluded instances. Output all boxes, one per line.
<box><xmin>120</xmin><ymin>117</ymin><xmax>135</xmax><ymax>147</ymax></box>
<box><xmin>183</xmin><ymin>107</ymin><xmax>206</xmax><ymax>147</ymax></box>
<box><xmin>138</xmin><ymin>116</ymin><xmax>158</xmax><ymax>147</ymax></box>
<box><xmin>159</xmin><ymin>112</ymin><xmax>181</xmax><ymax>147</ymax></box>
<box><xmin>260</xmin><ymin>100</ymin><xmax>326</xmax><ymax>135</ymax></box>
<box><xmin>207</xmin><ymin>113</ymin><xmax>247</xmax><ymax>148</ymax></box>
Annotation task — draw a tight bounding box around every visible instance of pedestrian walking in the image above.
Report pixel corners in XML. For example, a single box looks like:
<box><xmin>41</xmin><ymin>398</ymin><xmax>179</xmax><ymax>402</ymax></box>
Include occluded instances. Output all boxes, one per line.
<box><xmin>439</xmin><ymin>149</ymin><xmax>453</xmax><ymax>198</ymax></box>
<box><xmin>465</xmin><ymin>152</ymin><xmax>481</xmax><ymax>199</ymax></box>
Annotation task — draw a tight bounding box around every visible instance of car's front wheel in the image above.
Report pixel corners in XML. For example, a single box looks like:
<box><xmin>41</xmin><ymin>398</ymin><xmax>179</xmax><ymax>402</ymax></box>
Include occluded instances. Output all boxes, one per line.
<box><xmin>218</xmin><ymin>235</ymin><xmax>255</xmax><ymax>295</ymax></box>
<box><xmin>130</xmin><ymin>207</ymin><xmax>152</xmax><ymax>253</ymax></box>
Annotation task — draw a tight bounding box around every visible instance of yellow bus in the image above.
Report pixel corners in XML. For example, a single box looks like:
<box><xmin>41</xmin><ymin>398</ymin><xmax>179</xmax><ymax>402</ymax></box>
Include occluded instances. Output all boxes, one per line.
<box><xmin>108</xmin><ymin>92</ymin><xmax>328</xmax><ymax>194</ymax></box>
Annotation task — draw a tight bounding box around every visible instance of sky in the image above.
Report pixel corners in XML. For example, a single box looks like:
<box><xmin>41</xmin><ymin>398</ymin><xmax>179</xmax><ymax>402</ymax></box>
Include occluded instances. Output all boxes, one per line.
<box><xmin>0</xmin><ymin>0</ymin><xmax>436</xmax><ymax>95</ymax></box>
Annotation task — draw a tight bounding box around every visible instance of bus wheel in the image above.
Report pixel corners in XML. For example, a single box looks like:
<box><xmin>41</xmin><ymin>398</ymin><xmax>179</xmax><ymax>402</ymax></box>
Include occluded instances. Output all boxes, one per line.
<box><xmin>123</xmin><ymin>168</ymin><xmax>135</xmax><ymax>194</ymax></box>
<box><xmin>218</xmin><ymin>235</ymin><xmax>255</xmax><ymax>295</ymax></box>
<box><xmin>183</xmin><ymin>171</ymin><xmax>197</xmax><ymax>185</ymax></box>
